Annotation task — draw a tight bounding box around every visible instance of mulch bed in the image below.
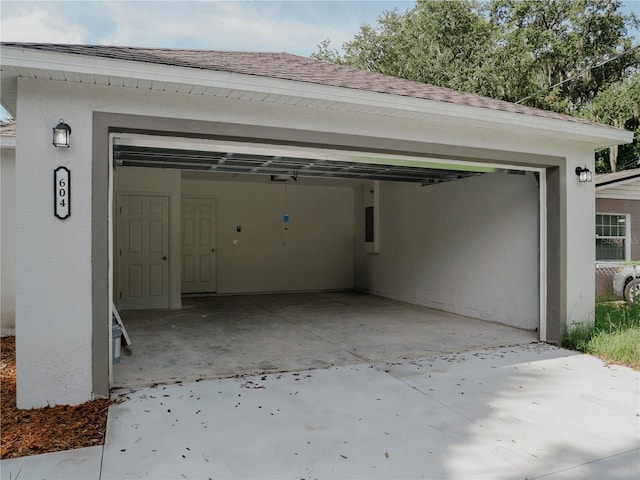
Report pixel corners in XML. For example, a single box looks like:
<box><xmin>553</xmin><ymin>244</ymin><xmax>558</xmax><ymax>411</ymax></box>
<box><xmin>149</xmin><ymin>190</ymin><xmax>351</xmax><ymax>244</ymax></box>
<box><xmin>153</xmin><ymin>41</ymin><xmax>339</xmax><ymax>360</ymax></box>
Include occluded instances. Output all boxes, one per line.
<box><xmin>1</xmin><ymin>336</ymin><xmax>111</xmax><ymax>459</ymax></box>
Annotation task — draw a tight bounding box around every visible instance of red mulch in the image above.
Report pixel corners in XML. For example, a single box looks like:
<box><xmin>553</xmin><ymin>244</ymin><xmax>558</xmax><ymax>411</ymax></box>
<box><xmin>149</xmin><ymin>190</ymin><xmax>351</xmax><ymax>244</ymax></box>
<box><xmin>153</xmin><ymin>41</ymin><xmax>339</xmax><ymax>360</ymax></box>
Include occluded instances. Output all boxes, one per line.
<box><xmin>0</xmin><ymin>336</ymin><xmax>111</xmax><ymax>459</ymax></box>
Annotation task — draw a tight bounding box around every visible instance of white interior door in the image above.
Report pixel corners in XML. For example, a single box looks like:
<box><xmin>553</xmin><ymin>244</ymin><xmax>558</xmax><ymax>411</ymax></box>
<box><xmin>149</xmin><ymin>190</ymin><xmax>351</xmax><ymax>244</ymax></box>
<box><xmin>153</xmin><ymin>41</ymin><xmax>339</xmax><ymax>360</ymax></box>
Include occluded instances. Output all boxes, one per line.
<box><xmin>181</xmin><ymin>197</ymin><xmax>217</xmax><ymax>293</ymax></box>
<box><xmin>118</xmin><ymin>195</ymin><xmax>170</xmax><ymax>309</ymax></box>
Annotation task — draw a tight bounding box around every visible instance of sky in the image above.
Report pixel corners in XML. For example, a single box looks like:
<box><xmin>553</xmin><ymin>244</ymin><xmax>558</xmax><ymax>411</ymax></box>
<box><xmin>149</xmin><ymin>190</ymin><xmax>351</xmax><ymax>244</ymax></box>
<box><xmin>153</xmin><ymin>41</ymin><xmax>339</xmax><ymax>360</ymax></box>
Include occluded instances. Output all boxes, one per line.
<box><xmin>1</xmin><ymin>0</ymin><xmax>639</xmax><ymax>58</ymax></box>
<box><xmin>0</xmin><ymin>1</ymin><xmax>417</xmax><ymax>57</ymax></box>
<box><xmin>2</xmin><ymin>0</ymin><xmax>639</xmax><ymax>56</ymax></box>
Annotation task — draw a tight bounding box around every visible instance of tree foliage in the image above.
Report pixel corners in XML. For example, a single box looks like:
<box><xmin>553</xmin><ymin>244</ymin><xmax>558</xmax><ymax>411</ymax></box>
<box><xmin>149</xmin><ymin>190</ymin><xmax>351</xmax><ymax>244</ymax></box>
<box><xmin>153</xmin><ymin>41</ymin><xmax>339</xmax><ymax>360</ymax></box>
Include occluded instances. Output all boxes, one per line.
<box><xmin>488</xmin><ymin>0</ymin><xmax>638</xmax><ymax>111</ymax></box>
<box><xmin>580</xmin><ymin>73</ymin><xmax>640</xmax><ymax>172</ymax></box>
<box><xmin>312</xmin><ymin>0</ymin><xmax>640</xmax><ymax>171</ymax></box>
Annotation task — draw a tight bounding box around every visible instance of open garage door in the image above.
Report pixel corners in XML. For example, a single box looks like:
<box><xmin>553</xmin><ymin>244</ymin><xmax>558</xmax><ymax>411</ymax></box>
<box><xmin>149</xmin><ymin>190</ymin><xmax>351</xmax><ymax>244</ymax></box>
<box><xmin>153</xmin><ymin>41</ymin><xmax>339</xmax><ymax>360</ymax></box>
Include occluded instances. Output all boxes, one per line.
<box><xmin>109</xmin><ymin>133</ymin><xmax>545</xmax><ymax>388</ymax></box>
<box><xmin>112</xmin><ymin>135</ymin><xmax>500</xmax><ymax>184</ymax></box>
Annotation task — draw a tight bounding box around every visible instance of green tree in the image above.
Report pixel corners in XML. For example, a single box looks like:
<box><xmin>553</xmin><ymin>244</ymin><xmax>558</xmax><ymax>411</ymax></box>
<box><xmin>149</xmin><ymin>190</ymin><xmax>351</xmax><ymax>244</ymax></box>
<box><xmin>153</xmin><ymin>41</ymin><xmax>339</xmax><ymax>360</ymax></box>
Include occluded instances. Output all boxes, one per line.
<box><xmin>489</xmin><ymin>0</ymin><xmax>639</xmax><ymax>112</ymax></box>
<box><xmin>317</xmin><ymin>1</ymin><xmax>497</xmax><ymax>96</ymax></box>
<box><xmin>580</xmin><ymin>73</ymin><xmax>640</xmax><ymax>172</ymax></box>
<box><xmin>312</xmin><ymin>39</ymin><xmax>344</xmax><ymax>64</ymax></box>
<box><xmin>312</xmin><ymin>0</ymin><xmax>639</xmax><ymax>171</ymax></box>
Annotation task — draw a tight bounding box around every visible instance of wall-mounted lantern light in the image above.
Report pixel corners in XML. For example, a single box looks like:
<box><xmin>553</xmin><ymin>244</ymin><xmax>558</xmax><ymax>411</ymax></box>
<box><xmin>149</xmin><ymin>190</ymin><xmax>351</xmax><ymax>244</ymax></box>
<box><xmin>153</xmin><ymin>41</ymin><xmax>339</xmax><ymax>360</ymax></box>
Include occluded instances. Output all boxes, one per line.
<box><xmin>575</xmin><ymin>166</ymin><xmax>592</xmax><ymax>183</ymax></box>
<box><xmin>52</xmin><ymin>119</ymin><xmax>71</xmax><ymax>148</ymax></box>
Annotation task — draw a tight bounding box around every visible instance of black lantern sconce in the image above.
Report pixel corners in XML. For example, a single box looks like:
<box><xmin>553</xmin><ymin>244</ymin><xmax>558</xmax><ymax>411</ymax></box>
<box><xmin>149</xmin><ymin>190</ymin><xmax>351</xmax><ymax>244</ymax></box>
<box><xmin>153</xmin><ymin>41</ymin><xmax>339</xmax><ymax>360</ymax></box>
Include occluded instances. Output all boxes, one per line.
<box><xmin>575</xmin><ymin>166</ymin><xmax>593</xmax><ymax>183</ymax></box>
<box><xmin>52</xmin><ymin>119</ymin><xmax>71</xmax><ymax>148</ymax></box>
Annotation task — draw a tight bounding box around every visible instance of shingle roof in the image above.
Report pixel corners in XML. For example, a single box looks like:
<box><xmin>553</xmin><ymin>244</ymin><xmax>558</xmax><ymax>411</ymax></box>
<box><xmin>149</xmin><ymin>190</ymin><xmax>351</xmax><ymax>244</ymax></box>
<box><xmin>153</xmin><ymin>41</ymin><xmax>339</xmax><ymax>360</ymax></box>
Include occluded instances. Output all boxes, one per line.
<box><xmin>0</xmin><ymin>121</ymin><xmax>16</xmax><ymax>137</ymax></box>
<box><xmin>0</xmin><ymin>42</ymin><xmax>606</xmax><ymax>127</ymax></box>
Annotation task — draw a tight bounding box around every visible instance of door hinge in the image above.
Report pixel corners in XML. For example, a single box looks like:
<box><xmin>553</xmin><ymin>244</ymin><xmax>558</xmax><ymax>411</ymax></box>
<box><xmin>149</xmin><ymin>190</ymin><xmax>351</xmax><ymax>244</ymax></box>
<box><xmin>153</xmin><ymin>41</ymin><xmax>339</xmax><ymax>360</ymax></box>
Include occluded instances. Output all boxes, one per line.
<box><xmin>119</xmin><ymin>249</ymin><xmax>122</xmax><ymax>256</ymax></box>
<box><xmin>119</xmin><ymin>206</ymin><xmax>122</xmax><ymax>213</ymax></box>
<box><xmin>119</xmin><ymin>292</ymin><xmax>122</xmax><ymax>298</ymax></box>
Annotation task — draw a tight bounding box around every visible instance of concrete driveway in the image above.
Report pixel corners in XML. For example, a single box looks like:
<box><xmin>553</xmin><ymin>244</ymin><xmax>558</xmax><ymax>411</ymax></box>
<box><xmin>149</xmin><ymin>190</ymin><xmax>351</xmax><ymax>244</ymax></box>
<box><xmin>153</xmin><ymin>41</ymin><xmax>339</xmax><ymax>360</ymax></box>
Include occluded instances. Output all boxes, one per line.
<box><xmin>2</xmin><ymin>343</ymin><xmax>638</xmax><ymax>479</ymax></box>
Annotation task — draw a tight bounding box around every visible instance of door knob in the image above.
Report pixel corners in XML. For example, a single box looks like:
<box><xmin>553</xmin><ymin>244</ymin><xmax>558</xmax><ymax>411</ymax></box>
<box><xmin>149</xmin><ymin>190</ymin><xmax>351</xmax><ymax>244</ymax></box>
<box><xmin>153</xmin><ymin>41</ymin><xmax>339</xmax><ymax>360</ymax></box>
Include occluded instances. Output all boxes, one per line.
<box><xmin>211</xmin><ymin>248</ymin><xmax>216</xmax><ymax>253</ymax></box>
<box><xmin>163</xmin><ymin>256</ymin><xmax>167</xmax><ymax>261</ymax></box>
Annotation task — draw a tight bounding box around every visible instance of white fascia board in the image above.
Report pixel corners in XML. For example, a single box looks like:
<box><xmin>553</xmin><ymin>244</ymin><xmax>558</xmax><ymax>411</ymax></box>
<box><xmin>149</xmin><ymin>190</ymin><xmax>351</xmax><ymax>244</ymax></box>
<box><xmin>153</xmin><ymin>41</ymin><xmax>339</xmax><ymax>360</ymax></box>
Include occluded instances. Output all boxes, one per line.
<box><xmin>596</xmin><ymin>193</ymin><xmax>639</xmax><ymax>200</ymax></box>
<box><xmin>596</xmin><ymin>176</ymin><xmax>640</xmax><ymax>191</ymax></box>
<box><xmin>1</xmin><ymin>47</ymin><xmax>633</xmax><ymax>149</ymax></box>
<box><xmin>0</xmin><ymin>137</ymin><xmax>16</xmax><ymax>149</ymax></box>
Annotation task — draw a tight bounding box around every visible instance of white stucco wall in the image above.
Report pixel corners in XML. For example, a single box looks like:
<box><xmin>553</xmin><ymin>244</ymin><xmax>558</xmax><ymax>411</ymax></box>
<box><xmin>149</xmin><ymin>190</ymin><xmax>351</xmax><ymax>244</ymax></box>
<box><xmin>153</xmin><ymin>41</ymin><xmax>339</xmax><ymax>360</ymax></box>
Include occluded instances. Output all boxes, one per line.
<box><xmin>183</xmin><ymin>176</ymin><xmax>355</xmax><ymax>293</ymax></box>
<box><xmin>356</xmin><ymin>172</ymin><xmax>540</xmax><ymax>330</ymax></box>
<box><xmin>15</xmin><ymin>86</ymin><xmax>94</xmax><ymax>408</ymax></box>
<box><xmin>565</xmin><ymin>151</ymin><xmax>597</xmax><ymax>327</ymax></box>
<box><xmin>14</xmin><ymin>77</ymin><xmax>598</xmax><ymax>407</ymax></box>
<box><xmin>1</xmin><ymin>148</ymin><xmax>16</xmax><ymax>335</ymax></box>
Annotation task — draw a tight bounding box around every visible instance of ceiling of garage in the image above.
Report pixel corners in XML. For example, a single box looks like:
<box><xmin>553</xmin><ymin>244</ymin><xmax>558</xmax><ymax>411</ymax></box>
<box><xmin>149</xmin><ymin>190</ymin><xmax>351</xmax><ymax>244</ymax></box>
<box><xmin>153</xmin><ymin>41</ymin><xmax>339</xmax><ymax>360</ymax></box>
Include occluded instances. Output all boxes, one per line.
<box><xmin>113</xmin><ymin>144</ymin><xmax>487</xmax><ymax>185</ymax></box>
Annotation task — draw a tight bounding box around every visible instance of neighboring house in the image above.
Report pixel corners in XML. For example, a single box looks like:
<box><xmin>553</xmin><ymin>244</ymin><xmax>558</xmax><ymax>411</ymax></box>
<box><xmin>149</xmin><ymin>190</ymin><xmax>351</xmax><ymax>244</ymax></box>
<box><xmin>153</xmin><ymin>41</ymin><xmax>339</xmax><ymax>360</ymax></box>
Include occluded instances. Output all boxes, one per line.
<box><xmin>595</xmin><ymin>168</ymin><xmax>640</xmax><ymax>298</ymax></box>
<box><xmin>0</xmin><ymin>43</ymin><xmax>633</xmax><ymax>409</ymax></box>
<box><xmin>0</xmin><ymin>121</ymin><xmax>16</xmax><ymax>336</ymax></box>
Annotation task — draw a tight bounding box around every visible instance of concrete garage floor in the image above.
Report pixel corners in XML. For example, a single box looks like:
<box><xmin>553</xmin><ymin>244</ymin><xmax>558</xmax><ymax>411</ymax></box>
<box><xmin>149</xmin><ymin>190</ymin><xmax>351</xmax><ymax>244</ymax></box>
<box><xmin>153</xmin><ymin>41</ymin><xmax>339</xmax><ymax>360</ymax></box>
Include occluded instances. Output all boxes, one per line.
<box><xmin>113</xmin><ymin>291</ymin><xmax>537</xmax><ymax>388</ymax></box>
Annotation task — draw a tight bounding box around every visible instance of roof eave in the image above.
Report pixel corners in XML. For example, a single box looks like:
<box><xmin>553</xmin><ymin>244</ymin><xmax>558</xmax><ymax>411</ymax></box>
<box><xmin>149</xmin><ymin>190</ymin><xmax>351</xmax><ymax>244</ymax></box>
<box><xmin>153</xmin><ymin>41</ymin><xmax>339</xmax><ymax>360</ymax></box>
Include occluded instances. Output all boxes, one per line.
<box><xmin>596</xmin><ymin>172</ymin><xmax>640</xmax><ymax>189</ymax></box>
<box><xmin>0</xmin><ymin>137</ymin><xmax>16</xmax><ymax>149</ymax></box>
<box><xmin>0</xmin><ymin>46</ymin><xmax>634</xmax><ymax>149</ymax></box>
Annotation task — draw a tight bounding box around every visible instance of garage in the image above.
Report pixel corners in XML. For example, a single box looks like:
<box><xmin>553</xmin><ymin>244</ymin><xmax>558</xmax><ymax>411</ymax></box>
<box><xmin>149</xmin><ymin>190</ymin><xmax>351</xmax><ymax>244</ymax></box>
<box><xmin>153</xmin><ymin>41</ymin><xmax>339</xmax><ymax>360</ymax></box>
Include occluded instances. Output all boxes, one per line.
<box><xmin>1</xmin><ymin>43</ymin><xmax>631</xmax><ymax>408</ymax></box>
<box><xmin>108</xmin><ymin>132</ymin><xmax>541</xmax><ymax>388</ymax></box>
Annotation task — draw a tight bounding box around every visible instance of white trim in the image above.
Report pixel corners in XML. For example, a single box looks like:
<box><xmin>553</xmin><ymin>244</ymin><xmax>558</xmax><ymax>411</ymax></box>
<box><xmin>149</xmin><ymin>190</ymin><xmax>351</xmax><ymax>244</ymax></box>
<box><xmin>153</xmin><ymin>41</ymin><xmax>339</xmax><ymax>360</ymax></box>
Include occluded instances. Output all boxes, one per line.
<box><xmin>596</xmin><ymin>176</ymin><xmax>640</xmax><ymax>191</ymax></box>
<box><xmin>2</xmin><ymin>47</ymin><xmax>633</xmax><ymax>148</ymax></box>
<box><xmin>538</xmin><ymin>171</ymin><xmax>547</xmax><ymax>342</ymax></box>
<box><xmin>596</xmin><ymin>193</ymin><xmax>640</xmax><ymax>200</ymax></box>
<box><xmin>595</xmin><ymin>212</ymin><xmax>631</xmax><ymax>262</ymax></box>
<box><xmin>108</xmin><ymin>134</ymin><xmax>114</xmax><ymax>387</ymax></box>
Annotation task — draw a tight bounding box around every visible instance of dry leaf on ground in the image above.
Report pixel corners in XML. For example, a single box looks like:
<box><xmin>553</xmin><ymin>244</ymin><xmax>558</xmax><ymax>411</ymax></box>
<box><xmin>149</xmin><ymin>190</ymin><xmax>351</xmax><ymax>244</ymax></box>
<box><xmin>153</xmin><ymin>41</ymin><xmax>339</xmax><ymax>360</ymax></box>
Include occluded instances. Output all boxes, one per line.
<box><xmin>1</xmin><ymin>336</ymin><xmax>110</xmax><ymax>459</ymax></box>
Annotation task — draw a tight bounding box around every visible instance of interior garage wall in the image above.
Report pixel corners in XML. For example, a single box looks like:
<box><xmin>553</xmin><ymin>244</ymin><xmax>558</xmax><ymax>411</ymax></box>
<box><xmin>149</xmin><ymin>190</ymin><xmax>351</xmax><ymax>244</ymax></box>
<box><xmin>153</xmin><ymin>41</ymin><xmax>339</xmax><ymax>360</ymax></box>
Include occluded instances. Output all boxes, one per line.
<box><xmin>1</xmin><ymin>148</ymin><xmax>16</xmax><ymax>335</ymax></box>
<box><xmin>356</xmin><ymin>172</ymin><xmax>539</xmax><ymax>330</ymax></box>
<box><xmin>182</xmin><ymin>177</ymin><xmax>356</xmax><ymax>293</ymax></box>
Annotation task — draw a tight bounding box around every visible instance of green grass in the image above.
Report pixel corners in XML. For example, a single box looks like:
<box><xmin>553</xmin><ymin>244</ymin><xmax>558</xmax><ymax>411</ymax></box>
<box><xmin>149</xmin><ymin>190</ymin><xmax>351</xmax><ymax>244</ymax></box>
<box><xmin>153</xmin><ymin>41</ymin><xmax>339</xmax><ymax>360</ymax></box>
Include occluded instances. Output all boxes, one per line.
<box><xmin>562</xmin><ymin>302</ymin><xmax>640</xmax><ymax>368</ymax></box>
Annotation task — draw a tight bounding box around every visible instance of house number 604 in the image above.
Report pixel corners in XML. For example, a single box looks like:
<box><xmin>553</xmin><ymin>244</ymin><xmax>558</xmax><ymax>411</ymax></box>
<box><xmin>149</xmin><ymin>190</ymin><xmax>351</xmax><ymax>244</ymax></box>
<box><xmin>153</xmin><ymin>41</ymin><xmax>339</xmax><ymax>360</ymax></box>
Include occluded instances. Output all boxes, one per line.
<box><xmin>54</xmin><ymin>166</ymin><xmax>70</xmax><ymax>219</ymax></box>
